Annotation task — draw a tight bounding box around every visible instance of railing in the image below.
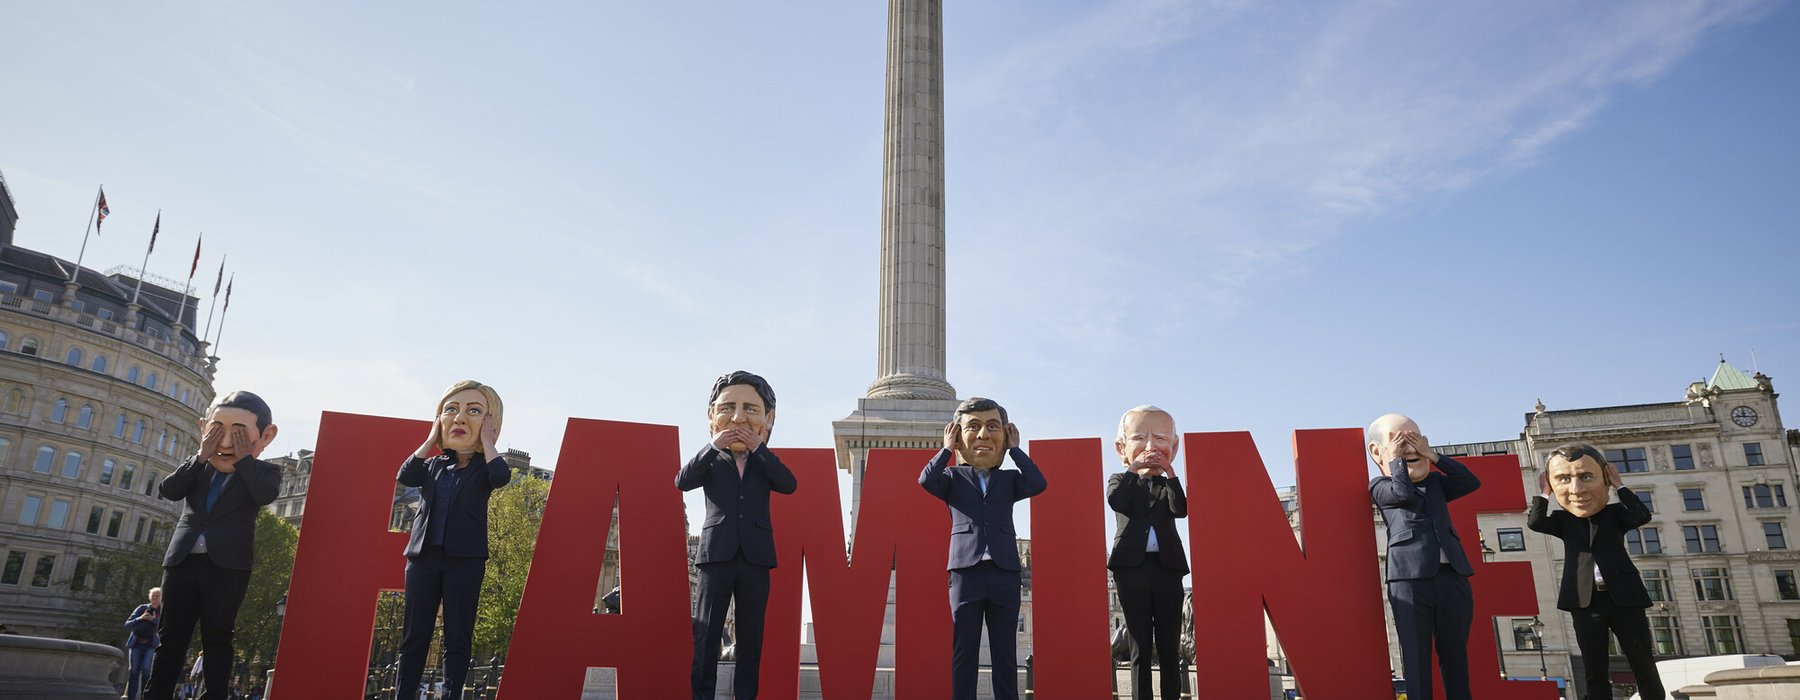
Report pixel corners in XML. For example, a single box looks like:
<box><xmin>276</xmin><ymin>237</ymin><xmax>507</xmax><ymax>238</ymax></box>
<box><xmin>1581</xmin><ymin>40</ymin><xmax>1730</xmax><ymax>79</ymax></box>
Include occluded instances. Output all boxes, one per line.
<box><xmin>0</xmin><ymin>291</ymin><xmax>213</xmax><ymax>378</ymax></box>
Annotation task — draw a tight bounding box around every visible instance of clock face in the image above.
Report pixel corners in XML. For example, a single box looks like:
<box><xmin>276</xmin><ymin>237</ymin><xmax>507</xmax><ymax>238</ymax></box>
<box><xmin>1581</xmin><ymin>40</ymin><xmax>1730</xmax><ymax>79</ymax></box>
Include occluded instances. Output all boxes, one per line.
<box><xmin>1731</xmin><ymin>406</ymin><xmax>1759</xmax><ymax>428</ymax></box>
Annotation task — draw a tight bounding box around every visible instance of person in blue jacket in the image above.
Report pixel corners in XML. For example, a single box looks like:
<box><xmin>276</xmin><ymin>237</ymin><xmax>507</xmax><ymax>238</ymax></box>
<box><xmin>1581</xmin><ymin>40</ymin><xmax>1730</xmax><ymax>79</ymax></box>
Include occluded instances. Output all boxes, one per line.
<box><xmin>123</xmin><ymin>586</ymin><xmax>162</xmax><ymax>700</ymax></box>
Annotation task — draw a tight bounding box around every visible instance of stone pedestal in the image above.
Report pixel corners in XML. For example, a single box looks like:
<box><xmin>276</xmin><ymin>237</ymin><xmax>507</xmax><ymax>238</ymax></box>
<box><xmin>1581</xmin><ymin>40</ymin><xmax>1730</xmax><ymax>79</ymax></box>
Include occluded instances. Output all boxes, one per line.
<box><xmin>0</xmin><ymin>634</ymin><xmax>125</xmax><ymax>700</ymax></box>
<box><xmin>1702</xmin><ymin>665</ymin><xmax>1800</xmax><ymax>700</ymax></box>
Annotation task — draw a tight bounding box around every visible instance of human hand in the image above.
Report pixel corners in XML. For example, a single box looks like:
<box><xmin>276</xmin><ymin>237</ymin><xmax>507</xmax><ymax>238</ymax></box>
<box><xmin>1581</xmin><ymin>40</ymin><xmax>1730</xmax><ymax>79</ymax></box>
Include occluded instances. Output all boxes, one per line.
<box><xmin>1405</xmin><ymin>432</ymin><xmax>1438</xmax><ymax>465</ymax></box>
<box><xmin>198</xmin><ymin>424</ymin><xmax>224</xmax><ymax>463</ymax></box>
<box><xmin>1005</xmin><ymin>424</ymin><xmax>1020</xmax><ymax>450</ymax></box>
<box><xmin>1603</xmin><ymin>462</ymin><xmax>1622</xmax><ymax>489</ymax></box>
<box><xmin>733</xmin><ymin>427</ymin><xmax>764</xmax><ymax>452</ymax></box>
<box><xmin>943</xmin><ymin>421</ymin><xmax>959</xmax><ymax>451</ymax></box>
<box><xmin>480</xmin><ymin>414</ymin><xmax>501</xmax><ymax>455</ymax></box>
<box><xmin>416</xmin><ymin>420</ymin><xmax>442</xmax><ymax>458</ymax></box>
<box><xmin>1537</xmin><ymin>469</ymin><xmax>1551</xmax><ymax>496</ymax></box>
<box><xmin>1377</xmin><ymin>431</ymin><xmax>1406</xmax><ymax>469</ymax></box>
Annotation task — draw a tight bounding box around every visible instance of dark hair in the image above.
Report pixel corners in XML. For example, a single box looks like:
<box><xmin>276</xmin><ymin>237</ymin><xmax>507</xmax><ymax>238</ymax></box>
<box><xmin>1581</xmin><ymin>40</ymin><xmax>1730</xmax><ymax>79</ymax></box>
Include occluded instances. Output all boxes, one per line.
<box><xmin>1546</xmin><ymin>442</ymin><xmax>1607</xmax><ymax>469</ymax></box>
<box><xmin>954</xmin><ymin>396</ymin><xmax>1008</xmax><ymax>428</ymax></box>
<box><xmin>710</xmin><ymin>371</ymin><xmax>776</xmax><ymax>412</ymax></box>
<box><xmin>211</xmin><ymin>391</ymin><xmax>273</xmax><ymax>430</ymax></box>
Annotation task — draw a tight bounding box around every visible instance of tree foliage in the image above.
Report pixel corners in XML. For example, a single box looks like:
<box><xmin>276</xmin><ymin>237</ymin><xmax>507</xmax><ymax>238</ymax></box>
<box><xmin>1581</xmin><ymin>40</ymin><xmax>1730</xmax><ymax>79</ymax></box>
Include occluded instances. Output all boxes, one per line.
<box><xmin>234</xmin><ymin>510</ymin><xmax>300</xmax><ymax>687</ymax></box>
<box><xmin>65</xmin><ymin>538</ymin><xmax>166</xmax><ymax>646</ymax></box>
<box><xmin>474</xmin><ymin>473</ymin><xmax>550</xmax><ymax>663</ymax></box>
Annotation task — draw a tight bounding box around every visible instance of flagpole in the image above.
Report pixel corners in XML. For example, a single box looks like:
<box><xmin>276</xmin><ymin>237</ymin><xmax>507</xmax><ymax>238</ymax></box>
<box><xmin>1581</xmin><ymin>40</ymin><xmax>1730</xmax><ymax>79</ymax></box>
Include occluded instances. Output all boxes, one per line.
<box><xmin>130</xmin><ymin>210</ymin><xmax>158</xmax><ymax>306</ymax></box>
<box><xmin>202</xmin><ymin>255</ymin><xmax>225</xmax><ymax>343</ymax></box>
<box><xmin>213</xmin><ymin>274</ymin><xmax>234</xmax><ymax>355</ymax></box>
<box><xmin>69</xmin><ymin>185</ymin><xmax>102</xmax><ymax>284</ymax></box>
<box><xmin>181</xmin><ymin>234</ymin><xmax>201</xmax><ymax>327</ymax></box>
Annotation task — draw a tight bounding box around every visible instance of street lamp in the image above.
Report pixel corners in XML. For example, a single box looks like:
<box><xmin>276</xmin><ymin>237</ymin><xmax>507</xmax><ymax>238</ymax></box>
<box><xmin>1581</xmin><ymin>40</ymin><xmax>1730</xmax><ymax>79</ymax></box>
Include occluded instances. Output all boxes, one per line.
<box><xmin>1529</xmin><ymin>616</ymin><xmax>1548</xmax><ymax>681</ymax></box>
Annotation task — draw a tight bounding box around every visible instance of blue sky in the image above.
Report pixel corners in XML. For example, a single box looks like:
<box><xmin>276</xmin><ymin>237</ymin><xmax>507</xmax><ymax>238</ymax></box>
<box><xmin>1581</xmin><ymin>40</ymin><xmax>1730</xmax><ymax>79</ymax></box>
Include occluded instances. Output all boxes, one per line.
<box><xmin>4</xmin><ymin>1</ymin><xmax>1797</xmax><ymax>541</ymax></box>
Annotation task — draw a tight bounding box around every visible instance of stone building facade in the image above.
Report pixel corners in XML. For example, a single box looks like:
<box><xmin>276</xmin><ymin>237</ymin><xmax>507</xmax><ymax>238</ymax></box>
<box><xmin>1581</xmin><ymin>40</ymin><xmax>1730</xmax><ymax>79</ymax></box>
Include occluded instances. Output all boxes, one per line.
<box><xmin>0</xmin><ymin>172</ymin><xmax>215</xmax><ymax>634</ymax></box>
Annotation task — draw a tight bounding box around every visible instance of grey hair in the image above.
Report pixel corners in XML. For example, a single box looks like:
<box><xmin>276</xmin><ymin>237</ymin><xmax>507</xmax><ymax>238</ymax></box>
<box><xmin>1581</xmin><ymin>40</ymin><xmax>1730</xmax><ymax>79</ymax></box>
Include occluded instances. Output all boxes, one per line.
<box><xmin>1117</xmin><ymin>405</ymin><xmax>1177</xmax><ymax>442</ymax></box>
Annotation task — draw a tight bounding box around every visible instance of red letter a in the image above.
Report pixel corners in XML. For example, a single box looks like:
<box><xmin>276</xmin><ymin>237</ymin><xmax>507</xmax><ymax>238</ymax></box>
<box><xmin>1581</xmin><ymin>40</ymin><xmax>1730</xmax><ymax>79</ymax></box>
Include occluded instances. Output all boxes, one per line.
<box><xmin>496</xmin><ymin>419</ymin><xmax>693</xmax><ymax>699</ymax></box>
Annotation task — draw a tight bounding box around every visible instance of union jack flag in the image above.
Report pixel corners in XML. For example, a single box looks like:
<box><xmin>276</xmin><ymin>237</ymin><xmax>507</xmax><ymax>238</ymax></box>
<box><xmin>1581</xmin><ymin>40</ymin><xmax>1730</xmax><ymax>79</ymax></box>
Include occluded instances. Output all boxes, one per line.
<box><xmin>96</xmin><ymin>188</ymin><xmax>110</xmax><ymax>233</ymax></box>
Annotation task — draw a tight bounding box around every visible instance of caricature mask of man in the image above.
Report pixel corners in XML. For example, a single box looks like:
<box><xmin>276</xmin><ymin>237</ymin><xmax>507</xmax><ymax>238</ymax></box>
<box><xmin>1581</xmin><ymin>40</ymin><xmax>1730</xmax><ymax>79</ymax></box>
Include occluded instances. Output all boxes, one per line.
<box><xmin>956</xmin><ymin>409</ymin><xmax>1007</xmax><ymax>469</ymax></box>
<box><xmin>1366</xmin><ymin>413</ymin><xmax>1431</xmax><ymax>483</ymax></box>
<box><xmin>710</xmin><ymin>383</ymin><xmax>774</xmax><ymax>455</ymax></box>
<box><xmin>197</xmin><ymin>396</ymin><xmax>278</xmax><ymax>474</ymax></box>
<box><xmin>1547</xmin><ymin>452</ymin><xmax>1611</xmax><ymax>518</ymax></box>
<box><xmin>1117</xmin><ymin>408</ymin><xmax>1178</xmax><ymax>474</ymax></box>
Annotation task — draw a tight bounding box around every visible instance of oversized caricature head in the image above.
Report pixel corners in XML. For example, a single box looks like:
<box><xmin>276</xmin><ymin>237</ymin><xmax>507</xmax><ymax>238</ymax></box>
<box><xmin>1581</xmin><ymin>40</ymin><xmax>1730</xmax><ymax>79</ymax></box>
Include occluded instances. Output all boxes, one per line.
<box><xmin>708</xmin><ymin>371</ymin><xmax>776</xmax><ymax>455</ymax></box>
<box><xmin>1116</xmin><ymin>405</ymin><xmax>1178</xmax><ymax>473</ymax></box>
<box><xmin>196</xmin><ymin>391</ymin><xmax>278</xmax><ymax>472</ymax></box>
<box><xmin>953</xmin><ymin>397</ymin><xmax>1009</xmax><ymax>469</ymax></box>
<box><xmin>435</xmin><ymin>380</ymin><xmax>503</xmax><ymax>455</ymax></box>
<box><xmin>1366</xmin><ymin>413</ymin><xmax>1429</xmax><ymax>483</ymax></box>
<box><xmin>1546</xmin><ymin>443</ymin><xmax>1611</xmax><ymax>518</ymax></box>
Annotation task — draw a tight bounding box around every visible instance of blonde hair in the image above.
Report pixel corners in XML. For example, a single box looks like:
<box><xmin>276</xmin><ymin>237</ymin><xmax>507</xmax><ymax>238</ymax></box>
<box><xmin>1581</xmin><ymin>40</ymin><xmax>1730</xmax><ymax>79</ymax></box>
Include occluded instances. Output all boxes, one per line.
<box><xmin>434</xmin><ymin>380</ymin><xmax>503</xmax><ymax>450</ymax></box>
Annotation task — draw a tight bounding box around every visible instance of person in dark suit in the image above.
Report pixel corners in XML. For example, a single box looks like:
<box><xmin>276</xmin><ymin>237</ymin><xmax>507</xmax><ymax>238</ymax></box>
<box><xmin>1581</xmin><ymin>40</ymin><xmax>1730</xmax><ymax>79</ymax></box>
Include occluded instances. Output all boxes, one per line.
<box><xmin>1527</xmin><ymin>443</ymin><xmax>1664</xmax><ymax>700</ymax></box>
<box><xmin>1107</xmin><ymin>405</ymin><xmax>1189</xmax><ymax>700</ymax></box>
<box><xmin>1367</xmin><ymin>413</ymin><xmax>1479</xmax><ymax>700</ymax></box>
<box><xmin>145</xmin><ymin>391</ymin><xmax>283</xmax><ymax>700</ymax></box>
<box><xmin>678</xmin><ymin>371</ymin><xmax>797</xmax><ymax>700</ymax></box>
<box><xmin>919</xmin><ymin>397</ymin><xmax>1048</xmax><ymax>700</ymax></box>
<box><xmin>123</xmin><ymin>586</ymin><xmax>162</xmax><ymax>700</ymax></box>
<box><xmin>394</xmin><ymin>380</ymin><xmax>513</xmax><ymax>700</ymax></box>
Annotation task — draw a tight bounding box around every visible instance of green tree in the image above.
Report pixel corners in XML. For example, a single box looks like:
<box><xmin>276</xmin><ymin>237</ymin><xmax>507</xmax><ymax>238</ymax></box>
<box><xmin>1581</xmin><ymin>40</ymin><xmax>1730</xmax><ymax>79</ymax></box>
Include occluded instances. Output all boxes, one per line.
<box><xmin>234</xmin><ymin>509</ymin><xmax>299</xmax><ymax>688</ymax></box>
<box><xmin>473</xmin><ymin>473</ymin><xmax>550</xmax><ymax>664</ymax></box>
<box><xmin>64</xmin><ymin>538</ymin><xmax>166</xmax><ymax>646</ymax></box>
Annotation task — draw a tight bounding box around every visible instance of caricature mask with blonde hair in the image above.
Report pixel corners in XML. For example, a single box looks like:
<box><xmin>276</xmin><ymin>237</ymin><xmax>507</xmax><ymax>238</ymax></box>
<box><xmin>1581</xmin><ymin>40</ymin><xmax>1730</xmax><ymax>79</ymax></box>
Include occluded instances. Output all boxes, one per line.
<box><xmin>435</xmin><ymin>380</ymin><xmax>503</xmax><ymax>455</ymax></box>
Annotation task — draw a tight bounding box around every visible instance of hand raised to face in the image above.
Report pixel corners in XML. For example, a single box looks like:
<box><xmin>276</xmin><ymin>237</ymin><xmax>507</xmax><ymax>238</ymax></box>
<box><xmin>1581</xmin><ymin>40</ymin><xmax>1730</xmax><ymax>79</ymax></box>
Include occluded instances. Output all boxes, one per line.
<box><xmin>1005</xmin><ymin>424</ymin><xmax>1020</xmax><ymax>451</ymax></box>
<box><xmin>1603</xmin><ymin>462</ymin><xmax>1622</xmax><ymax>489</ymax></box>
<box><xmin>943</xmin><ymin>421</ymin><xmax>959</xmax><ymax>451</ymax></box>
<box><xmin>198</xmin><ymin>423</ymin><xmax>225</xmax><ymax>463</ymax></box>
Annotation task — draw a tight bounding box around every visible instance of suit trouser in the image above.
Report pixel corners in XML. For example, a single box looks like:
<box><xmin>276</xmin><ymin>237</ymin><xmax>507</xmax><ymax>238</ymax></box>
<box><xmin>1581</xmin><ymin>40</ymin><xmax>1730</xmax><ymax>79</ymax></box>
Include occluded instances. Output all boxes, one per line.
<box><xmin>949</xmin><ymin>561</ymin><xmax>1022</xmax><ymax>700</ymax></box>
<box><xmin>145</xmin><ymin>554</ymin><xmax>250</xmax><ymax>700</ymax></box>
<box><xmin>397</xmin><ymin>545</ymin><xmax>486</xmax><ymax>700</ymax></box>
<box><xmin>1114</xmin><ymin>558</ymin><xmax>1184</xmax><ymax>700</ymax></box>
<box><xmin>693</xmin><ymin>555</ymin><xmax>771</xmax><ymax>700</ymax></box>
<box><xmin>1571</xmin><ymin>590</ymin><xmax>1663</xmax><ymax>700</ymax></box>
<box><xmin>1387</xmin><ymin>565</ymin><xmax>1473</xmax><ymax>700</ymax></box>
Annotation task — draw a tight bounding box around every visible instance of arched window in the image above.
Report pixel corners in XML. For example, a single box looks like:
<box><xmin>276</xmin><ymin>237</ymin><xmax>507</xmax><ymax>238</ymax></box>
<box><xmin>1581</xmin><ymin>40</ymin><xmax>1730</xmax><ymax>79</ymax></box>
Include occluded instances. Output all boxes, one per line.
<box><xmin>0</xmin><ymin>329</ymin><xmax>8</xmax><ymax>350</ymax></box>
<box><xmin>61</xmin><ymin>451</ymin><xmax>83</xmax><ymax>479</ymax></box>
<box><xmin>19</xmin><ymin>337</ymin><xmax>39</xmax><ymax>356</ymax></box>
<box><xmin>0</xmin><ymin>436</ymin><xmax>10</xmax><ymax>467</ymax></box>
<box><xmin>76</xmin><ymin>404</ymin><xmax>94</xmax><ymax>429</ymax></box>
<box><xmin>132</xmin><ymin>420</ymin><xmax>146</xmax><ymax>443</ymax></box>
<box><xmin>65</xmin><ymin>347</ymin><xmax>83</xmax><ymax>366</ymax></box>
<box><xmin>3</xmin><ymin>389</ymin><xmax>21</xmax><ymax>414</ymax></box>
<box><xmin>146</xmin><ymin>372</ymin><xmax>158</xmax><ymax>390</ymax></box>
<box><xmin>180</xmin><ymin>388</ymin><xmax>189</xmax><ymax>404</ymax></box>
<box><xmin>156</xmin><ymin>430</ymin><xmax>167</xmax><ymax>452</ymax></box>
<box><xmin>51</xmin><ymin>398</ymin><xmax>68</xmax><ymax>423</ymax></box>
<box><xmin>120</xmin><ymin>464</ymin><xmax>137</xmax><ymax>491</ymax></box>
<box><xmin>33</xmin><ymin>445</ymin><xmax>56</xmax><ymax>473</ymax></box>
<box><xmin>91</xmin><ymin>355</ymin><xmax>107</xmax><ymax>373</ymax></box>
<box><xmin>114</xmin><ymin>413</ymin><xmax>128</xmax><ymax>438</ymax></box>
<box><xmin>127</xmin><ymin>366</ymin><xmax>140</xmax><ymax>383</ymax></box>
<box><xmin>99</xmin><ymin>459</ymin><xmax>117</xmax><ymax>486</ymax></box>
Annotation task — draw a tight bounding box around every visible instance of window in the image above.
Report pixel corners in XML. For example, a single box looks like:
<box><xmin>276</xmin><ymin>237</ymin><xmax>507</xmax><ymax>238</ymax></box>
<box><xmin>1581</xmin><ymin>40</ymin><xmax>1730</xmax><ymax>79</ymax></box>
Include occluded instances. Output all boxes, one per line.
<box><xmin>33</xmin><ymin>445</ymin><xmax>55</xmax><ymax>474</ymax></box>
<box><xmin>76</xmin><ymin>404</ymin><xmax>93</xmax><ymax>428</ymax></box>
<box><xmin>29</xmin><ymin>555</ymin><xmax>55</xmax><ymax>587</ymax></box>
<box><xmin>1</xmin><ymin>551</ymin><xmax>24</xmax><ymax>585</ymax></box>
<box><xmin>46</xmin><ymin>500</ymin><xmax>69</xmax><ymax>529</ymax></box>
<box><xmin>99</xmin><ymin>459</ymin><xmax>116</xmax><ymax>486</ymax></box>
<box><xmin>1672</xmin><ymin>444</ymin><xmax>1695</xmax><ymax>470</ymax></box>
<box><xmin>1652</xmin><ymin>615</ymin><xmax>1683</xmax><ymax>655</ymax></box>
<box><xmin>85</xmin><ymin>506</ymin><xmax>103</xmax><ymax>534</ymax></box>
<box><xmin>70</xmin><ymin>300</ymin><xmax>84</xmax><ymax>313</ymax></box>
<box><xmin>133</xmin><ymin>517</ymin><xmax>147</xmax><ymax>543</ymax></box>
<box><xmin>127</xmin><ymin>366</ymin><xmax>139</xmax><ymax>383</ymax></box>
<box><xmin>60</xmin><ymin>451</ymin><xmax>82</xmax><ymax>479</ymax></box>
<box><xmin>1745</xmin><ymin>484</ymin><xmax>1789</xmax><ymax>509</ymax></box>
<box><xmin>132</xmin><ymin>420</ymin><xmax>145</xmax><ymax>443</ymax></box>
<box><xmin>156</xmin><ymin>430</ymin><xmax>166</xmax><ymax>452</ymax></box>
<box><xmin>19</xmin><ymin>337</ymin><xmax>39</xmax><ymax>356</ymax></box>
<box><xmin>31</xmin><ymin>289</ymin><xmax>53</xmax><ymax>302</ymax></box>
<box><xmin>1605</xmin><ymin>447</ymin><xmax>1650</xmax><ymax>473</ymax></box>
<box><xmin>1703</xmin><ymin>615</ymin><xmax>1744</xmax><ymax>654</ymax></box>
<box><xmin>1684</xmin><ymin>525</ymin><xmax>1723</xmax><ymax>553</ymax></box>
<box><xmin>1497</xmin><ymin>528</ymin><xmax>1526</xmax><ymax>552</ymax></box>
<box><xmin>106</xmin><ymin>510</ymin><xmax>123</xmax><ymax>538</ymax></box>
<box><xmin>71</xmin><ymin>558</ymin><xmax>90</xmax><ymax>592</ymax></box>
<box><xmin>0</xmin><ymin>328</ymin><xmax>7</xmax><ymax>349</ymax></box>
<box><xmin>64</xmin><ymin>347</ymin><xmax>82</xmax><ymax>366</ymax></box>
<box><xmin>1694</xmin><ymin>567</ymin><xmax>1734</xmax><ymax>601</ymax></box>
<box><xmin>91</xmin><ymin>355</ymin><xmax>107</xmax><ymax>373</ymax></box>
<box><xmin>121</xmin><ymin>464</ymin><xmax>137</xmax><ymax>492</ymax></box>
<box><xmin>1512</xmin><ymin>619</ymin><xmax>1543</xmax><ymax>650</ymax></box>
<box><xmin>147</xmin><ymin>521</ymin><xmax>160</xmax><ymax>543</ymax></box>
<box><xmin>1682</xmin><ymin>488</ymin><xmax>1706</xmax><ymax>511</ymax></box>
<box><xmin>1778</xmin><ymin>570</ymin><xmax>1800</xmax><ymax>601</ymax></box>
<box><xmin>50</xmin><ymin>398</ymin><xmax>68</xmax><ymax>423</ymax></box>
<box><xmin>3</xmin><ymin>389</ymin><xmax>21</xmax><ymax>413</ymax></box>
<box><xmin>114</xmin><ymin>413</ymin><xmax>127</xmax><ymax>438</ymax></box>
<box><xmin>17</xmin><ymin>495</ymin><xmax>41</xmax><ymax>525</ymax></box>
<box><xmin>96</xmin><ymin>308</ymin><xmax>113</xmax><ymax>320</ymax></box>
<box><xmin>1766</xmin><ymin>522</ymin><xmax>1789</xmax><ymax>550</ymax></box>
<box><xmin>146</xmin><ymin>372</ymin><xmax>157</xmax><ymax>390</ymax></box>
<box><xmin>1644</xmin><ymin>569</ymin><xmax>1671</xmax><ymax>602</ymax></box>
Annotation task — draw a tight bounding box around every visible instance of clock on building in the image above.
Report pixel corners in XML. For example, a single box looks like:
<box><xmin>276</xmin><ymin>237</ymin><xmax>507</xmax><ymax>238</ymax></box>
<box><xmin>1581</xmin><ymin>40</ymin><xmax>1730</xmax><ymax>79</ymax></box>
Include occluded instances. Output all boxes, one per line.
<box><xmin>1731</xmin><ymin>405</ymin><xmax>1759</xmax><ymax>427</ymax></box>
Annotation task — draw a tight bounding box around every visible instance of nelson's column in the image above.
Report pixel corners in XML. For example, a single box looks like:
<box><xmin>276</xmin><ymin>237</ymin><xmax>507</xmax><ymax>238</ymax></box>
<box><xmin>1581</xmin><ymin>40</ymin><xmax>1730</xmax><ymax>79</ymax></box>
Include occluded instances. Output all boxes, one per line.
<box><xmin>832</xmin><ymin>0</ymin><xmax>960</xmax><ymax>523</ymax></box>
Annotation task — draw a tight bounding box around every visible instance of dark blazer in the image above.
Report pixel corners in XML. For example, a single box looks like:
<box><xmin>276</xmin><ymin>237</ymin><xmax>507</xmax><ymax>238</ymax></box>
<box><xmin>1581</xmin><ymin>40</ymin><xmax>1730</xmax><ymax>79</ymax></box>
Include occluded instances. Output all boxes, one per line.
<box><xmin>159</xmin><ymin>455</ymin><xmax>282</xmax><ymax>571</ymax></box>
<box><xmin>676</xmin><ymin>444</ymin><xmax>798</xmax><ymax>568</ymax></box>
<box><xmin>399</xmin><ymin>453</ymin><xmax>513</xmax><ymax>559</ymax></box>
<box><xmin>1370</xmin><ymin>455</ymin><xmax>1480</xmax><ymax>581</ymax></box>
<box><xmin>1526</xmin><ymin>488</ymin><xmax>1654</xmax><ymax>610</ymax></box>
<box><xmin>1106</xmin><ymin>472</ymin><xmax>1190</xmax><ymax>573</ymax></box>
<box><xmin>918</xmin><ymin>447</ymin><xmax>1048</xmax><ymax>572</ymax></box>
